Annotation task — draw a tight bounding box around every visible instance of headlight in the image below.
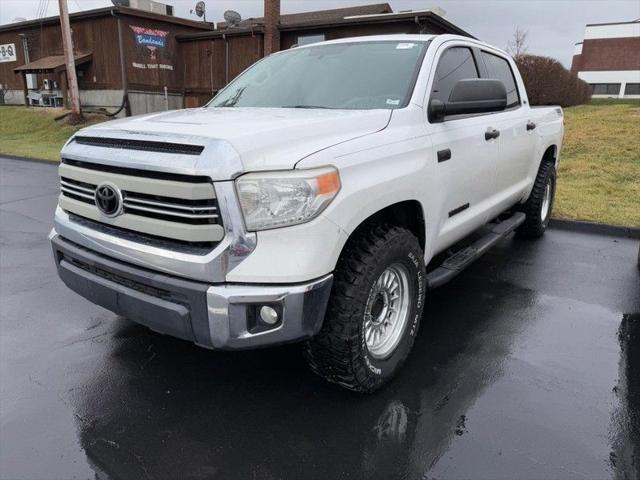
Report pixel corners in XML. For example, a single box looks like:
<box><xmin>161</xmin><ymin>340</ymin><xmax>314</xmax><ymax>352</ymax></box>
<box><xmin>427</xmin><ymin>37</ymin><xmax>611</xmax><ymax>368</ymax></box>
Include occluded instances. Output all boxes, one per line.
<box><xmin>236</xmin><ymin>166</ymin><xmax>341</xmax><ymax>231</ymax></box>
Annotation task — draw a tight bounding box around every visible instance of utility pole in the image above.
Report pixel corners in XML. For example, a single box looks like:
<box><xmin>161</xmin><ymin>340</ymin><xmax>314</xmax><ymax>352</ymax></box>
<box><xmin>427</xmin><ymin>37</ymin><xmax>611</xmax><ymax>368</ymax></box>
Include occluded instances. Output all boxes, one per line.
<box><xmin>58</xmin><ymin>0</ymin><xmax>83</xmax><ymax>122</ymax></box>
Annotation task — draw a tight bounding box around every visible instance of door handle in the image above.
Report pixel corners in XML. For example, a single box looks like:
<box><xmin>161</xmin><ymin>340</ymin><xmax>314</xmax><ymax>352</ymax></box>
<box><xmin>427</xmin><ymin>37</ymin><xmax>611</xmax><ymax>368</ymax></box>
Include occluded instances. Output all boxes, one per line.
<box><xmin>485</xmin><ymin>128</ymin><xmax>500</xmax><ymax>141</ymax></box>
<box><xmin>437</xmin><ymin>148</ymin><xmax>452</xmax><ymax>163</ymax></box>
<box><xmin>526</xmin><ymin>121</ymin><xmax>536</xmax><ymax>131</ymax></box>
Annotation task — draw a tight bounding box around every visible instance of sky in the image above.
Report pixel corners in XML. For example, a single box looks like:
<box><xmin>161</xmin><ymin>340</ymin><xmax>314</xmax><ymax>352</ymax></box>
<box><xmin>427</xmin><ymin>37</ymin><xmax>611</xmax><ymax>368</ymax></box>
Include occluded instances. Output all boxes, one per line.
<box><xmin>0</xmin><ymin>0</ymin><xmax>638</xmax><ymax>67</ymax></box>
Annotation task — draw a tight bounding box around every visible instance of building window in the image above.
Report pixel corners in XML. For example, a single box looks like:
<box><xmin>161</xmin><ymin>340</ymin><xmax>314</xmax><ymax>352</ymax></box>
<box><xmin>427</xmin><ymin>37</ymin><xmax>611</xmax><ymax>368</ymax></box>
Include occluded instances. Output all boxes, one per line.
<box><xmin>591</xmin><ymin>83</ymin><xmax>621</xmax><ymax>95</ymax></box>
<box><xmin>624</xmin><ymin>83</ymin><xmax>640</xmax><ymax>95</ymax></box>
<box><xmin>297</xmin><ymin>34</ymin><xmax>325</xmax><ymax>46</ymax></box>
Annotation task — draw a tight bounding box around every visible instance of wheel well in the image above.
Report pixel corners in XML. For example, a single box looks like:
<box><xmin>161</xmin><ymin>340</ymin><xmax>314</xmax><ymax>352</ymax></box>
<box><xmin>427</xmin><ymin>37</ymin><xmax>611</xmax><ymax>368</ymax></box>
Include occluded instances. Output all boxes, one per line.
<box><xmin>542</xmin><ymin>145</ymin><xmax>557</xmax><ymax>165</ymax></box>
<box><xmin>348</xmin><ymin>200</ymin><xmax>426</xmax><ymax>251</ymax></box>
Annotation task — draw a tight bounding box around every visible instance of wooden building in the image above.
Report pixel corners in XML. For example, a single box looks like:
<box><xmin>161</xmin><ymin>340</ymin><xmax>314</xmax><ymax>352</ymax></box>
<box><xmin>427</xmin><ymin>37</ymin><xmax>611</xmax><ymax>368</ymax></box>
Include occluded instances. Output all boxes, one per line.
<box><xmin>0</xmin><ymin>6</ymin><xmax>211</xmax><ymax>114</ymax></box>
<box><xmin>0</xmin><ymin>2</ymin><xmax>472</xmax><ymax>114</ymax></box>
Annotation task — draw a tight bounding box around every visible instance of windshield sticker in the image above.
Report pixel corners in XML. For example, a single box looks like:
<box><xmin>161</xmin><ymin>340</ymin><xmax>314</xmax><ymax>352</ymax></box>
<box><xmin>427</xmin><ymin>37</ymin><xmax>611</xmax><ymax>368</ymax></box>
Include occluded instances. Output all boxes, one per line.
<box><xmin>386</xmin><ymin>99</ymin><xmax>401</xmax><ymax>106</ymax></box>
<box><xmin>396</xmin><ymin>43</ymin><xmax>416</xmax><ymax>50</ymax></box>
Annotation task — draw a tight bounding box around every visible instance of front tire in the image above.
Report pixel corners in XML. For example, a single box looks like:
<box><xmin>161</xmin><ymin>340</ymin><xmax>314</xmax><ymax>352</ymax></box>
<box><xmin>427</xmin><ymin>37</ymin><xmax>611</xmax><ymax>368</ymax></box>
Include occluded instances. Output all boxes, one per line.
<box><xmin>305</xmin><ymin>224</ymin><xmax>426</xmax><ymax>393</ymax></box>
<box><xmin>517</xmin><ymin>161</ymin><xmax>557</xmax><ymax>238</ymax></box>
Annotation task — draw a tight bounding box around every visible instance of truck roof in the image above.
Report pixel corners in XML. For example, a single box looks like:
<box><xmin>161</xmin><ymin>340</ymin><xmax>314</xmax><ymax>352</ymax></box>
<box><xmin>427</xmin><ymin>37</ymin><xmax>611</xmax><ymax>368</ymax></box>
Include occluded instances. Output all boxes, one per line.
<box><xmin>291</xmin><ymin>34</ymin><xmax>512</xmax><ymax>59</ymax></box>
<box><xmin>295</xmin><ymin>34</ymin><xmax>438</xmax><ymax>47</ymax></box>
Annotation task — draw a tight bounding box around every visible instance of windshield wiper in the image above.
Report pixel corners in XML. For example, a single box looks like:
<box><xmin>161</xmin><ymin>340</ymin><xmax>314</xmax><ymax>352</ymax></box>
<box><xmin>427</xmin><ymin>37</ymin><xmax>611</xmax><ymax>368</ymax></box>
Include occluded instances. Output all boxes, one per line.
<box><xmin>281</xmin><ymin>105</ymin><xmax>333</xmax><ymax>109</ymax></box>
<box><xmin>217</xmin><ymin>86</ymin><xmax>247</xmax><ymax>107</ymax></box>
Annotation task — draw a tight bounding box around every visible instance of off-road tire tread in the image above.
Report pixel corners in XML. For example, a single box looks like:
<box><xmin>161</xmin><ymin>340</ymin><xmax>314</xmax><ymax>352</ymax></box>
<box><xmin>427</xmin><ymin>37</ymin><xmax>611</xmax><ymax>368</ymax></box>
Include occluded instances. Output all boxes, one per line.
<box><xmin>304</xmin><ymin>224</ymin><xmax>422</xmax><ymax>393</ymax></box>
<box><xmin>517</xmin><ymin>161</ymin><xmax>556</xmax><ymax>238</ymax></box>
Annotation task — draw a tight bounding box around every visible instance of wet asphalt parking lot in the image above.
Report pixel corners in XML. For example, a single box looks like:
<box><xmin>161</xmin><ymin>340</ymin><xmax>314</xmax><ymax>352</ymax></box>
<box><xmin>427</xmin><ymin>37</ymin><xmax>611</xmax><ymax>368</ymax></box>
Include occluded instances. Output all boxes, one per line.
<box><xmin>1</xmin><ymin>156</ymin><xmax>639</xmax><ymax>480</ymax></box>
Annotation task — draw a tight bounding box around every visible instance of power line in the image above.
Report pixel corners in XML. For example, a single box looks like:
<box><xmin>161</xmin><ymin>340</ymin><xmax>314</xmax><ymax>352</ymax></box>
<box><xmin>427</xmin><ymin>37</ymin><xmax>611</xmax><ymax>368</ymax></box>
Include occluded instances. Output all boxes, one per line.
<box><xmin>36</xmin><ymin>0</ymin><xmax>51</xmax><ymax>19</ymax></box>
<box><xmin>35</xmin><ymin>0</ymin><xmax>46</xmax><ymax>19</ymax></box>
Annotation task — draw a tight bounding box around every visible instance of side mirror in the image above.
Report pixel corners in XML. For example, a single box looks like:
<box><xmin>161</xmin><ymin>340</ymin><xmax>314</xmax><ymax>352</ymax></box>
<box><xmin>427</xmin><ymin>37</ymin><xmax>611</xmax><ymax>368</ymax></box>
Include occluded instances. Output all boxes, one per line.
<box><xmin>429</xmin><ymin>79</ymin><xmax>508</xmax><ymax>122</ymax></box>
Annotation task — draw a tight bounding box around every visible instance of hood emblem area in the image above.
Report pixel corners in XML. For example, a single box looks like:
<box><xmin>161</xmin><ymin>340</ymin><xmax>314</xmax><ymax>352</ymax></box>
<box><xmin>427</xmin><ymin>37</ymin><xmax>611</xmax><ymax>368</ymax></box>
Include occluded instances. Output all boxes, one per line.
<box><xmin>95</xmin><ymin>182</ymin><xmax>123</xmax><ymax>218</ymax></box>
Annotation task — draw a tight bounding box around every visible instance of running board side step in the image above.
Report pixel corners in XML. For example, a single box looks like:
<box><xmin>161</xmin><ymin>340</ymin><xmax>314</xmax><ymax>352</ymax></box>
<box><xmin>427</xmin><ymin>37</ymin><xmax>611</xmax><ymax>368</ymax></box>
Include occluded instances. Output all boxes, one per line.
<box><xmin>426</xmin><ymin>212</ymin><xmax>526</xmax><ymax>289</ymax></box>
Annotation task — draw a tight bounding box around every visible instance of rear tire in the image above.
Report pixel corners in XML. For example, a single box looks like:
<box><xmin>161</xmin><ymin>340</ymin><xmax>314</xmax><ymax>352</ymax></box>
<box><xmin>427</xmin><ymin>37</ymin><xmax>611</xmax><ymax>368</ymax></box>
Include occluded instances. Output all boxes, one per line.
<box><xmin>305</xmin><ymin>224</ymin><xmax>426</xmax><ymax>393</ymax></box>
<box><xmin>517</xmin><ymin>161</ymin><xmax>556</xmax><ymax>238</ymax></box>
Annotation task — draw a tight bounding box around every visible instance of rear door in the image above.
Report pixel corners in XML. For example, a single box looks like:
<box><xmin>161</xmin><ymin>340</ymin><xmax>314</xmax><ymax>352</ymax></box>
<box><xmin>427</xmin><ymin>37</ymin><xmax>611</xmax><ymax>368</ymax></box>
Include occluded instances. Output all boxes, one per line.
<box><xmin>478</xmin><ymin>50</ymin><xmax>538</xmax><ymax>212</ymax></box>
<box><xmin>427</xmin><ymin>44</ymin><xmax>501</xmax><ymax>251</ymax></box>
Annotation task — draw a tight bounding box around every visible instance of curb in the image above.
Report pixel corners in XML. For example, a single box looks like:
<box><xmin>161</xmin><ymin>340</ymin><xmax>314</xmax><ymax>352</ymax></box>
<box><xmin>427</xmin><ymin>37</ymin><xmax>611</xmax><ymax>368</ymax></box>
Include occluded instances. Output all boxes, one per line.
<box><xmin>550</xmin><ymin>219</ymin><xmax>640</xmax><ymax>239</ymax></box>
<box><xmin>1</xmin><ymin>154</ymin><xmax>58</xmax><ymax>164</ymax></box>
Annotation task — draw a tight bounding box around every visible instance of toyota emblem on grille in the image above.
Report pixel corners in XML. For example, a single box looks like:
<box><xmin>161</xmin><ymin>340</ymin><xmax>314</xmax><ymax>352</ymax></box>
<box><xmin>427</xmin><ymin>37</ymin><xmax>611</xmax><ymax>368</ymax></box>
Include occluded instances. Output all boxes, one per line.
<box><xmin>95</xmin><ymin>183</ymin><xmax>122</xmax><ymax>217</ymax></box>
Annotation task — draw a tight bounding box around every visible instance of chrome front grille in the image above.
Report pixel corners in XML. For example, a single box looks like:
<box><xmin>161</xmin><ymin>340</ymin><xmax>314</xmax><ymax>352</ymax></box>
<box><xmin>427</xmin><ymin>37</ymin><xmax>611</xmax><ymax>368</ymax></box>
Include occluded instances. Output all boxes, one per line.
<box><xmin>122</xmin><ymin>193</ymin><xmax>219</xmax><ymax>225</ymax></box>
<box><xmin>58</xmin><ymin>160</ymin><xmax>224</xmax><ymax>244</ymax></box>
<box><xmin>60</xmin><ymin>177</ymin><xmax>95</xmax><ymax>203</ymax></box>
<box><xmin>60</xmin><ymin>176</ymin><xmax>220</xmax><ymax>225</ymax></box>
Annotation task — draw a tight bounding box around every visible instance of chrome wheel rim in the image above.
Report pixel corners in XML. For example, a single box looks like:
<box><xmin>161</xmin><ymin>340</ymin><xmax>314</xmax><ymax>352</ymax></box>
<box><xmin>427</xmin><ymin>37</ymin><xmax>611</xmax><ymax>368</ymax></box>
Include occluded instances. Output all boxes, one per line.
<box><xmin>540</xmin><ymin>181</ymin><xmax>552</xmax><ymax>222</ymax></box>
<box><xmin>364</xmin><ymin>263</ymin><xmax>411</xmax><ymax>359</ymax></box>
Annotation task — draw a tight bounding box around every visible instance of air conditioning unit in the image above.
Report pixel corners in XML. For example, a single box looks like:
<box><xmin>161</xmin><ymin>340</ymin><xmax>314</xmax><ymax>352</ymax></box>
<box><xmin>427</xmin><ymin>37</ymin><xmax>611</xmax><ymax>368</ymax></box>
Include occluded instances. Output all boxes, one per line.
<box><xmin>25</xmin><ymin>74</ymin><xmax>36</xmax><ymax>89</ymax></box>
<box><xmin>126</xmin><ymin>0</ymin><xmax>173</xmax><ymax>16</ymax></box>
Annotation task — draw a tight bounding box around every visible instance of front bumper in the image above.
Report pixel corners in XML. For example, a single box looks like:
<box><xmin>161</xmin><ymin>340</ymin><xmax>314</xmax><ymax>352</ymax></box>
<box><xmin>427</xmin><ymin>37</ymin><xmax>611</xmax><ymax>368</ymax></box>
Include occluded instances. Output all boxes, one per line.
<box><xmin>51</xmin><ymin>233</ymin><xmax>332</xmax><ymax>350</ymax></box>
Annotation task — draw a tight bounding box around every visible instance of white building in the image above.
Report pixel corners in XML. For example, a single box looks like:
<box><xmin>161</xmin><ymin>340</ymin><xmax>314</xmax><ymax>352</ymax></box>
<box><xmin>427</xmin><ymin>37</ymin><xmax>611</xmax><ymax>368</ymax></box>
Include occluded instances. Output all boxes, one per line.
<box><xmin>571</xmin><ymin>19</ymin><xmax>640</xmax><ymax>98</ymax></box>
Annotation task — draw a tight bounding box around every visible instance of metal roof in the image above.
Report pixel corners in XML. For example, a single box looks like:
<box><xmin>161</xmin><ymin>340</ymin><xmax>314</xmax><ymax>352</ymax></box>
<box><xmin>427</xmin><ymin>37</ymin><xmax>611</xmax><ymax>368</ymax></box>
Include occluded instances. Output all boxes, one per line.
<box><xmin>0</xmin><ymin>6</ymin><xmax>212</xmax><ymax>33</ymax></box>
<box><xmin>180</xmin><ymin>7</ymin><xmax>474</xmax><ymax>42</ymax></box>
<box><xmin>13</xmin><ymin>52</ymin><xmax>92</xmax><ymax>73</ymax></box>
<box><xmin>276</xmin><ymin>10</ymin><xmax>474</xmax><ymax>38</ymax></box>
<box><xmin>217</xmin><ymin>3</ymin><xmax>393</xmax><ymax>29</ymax></box>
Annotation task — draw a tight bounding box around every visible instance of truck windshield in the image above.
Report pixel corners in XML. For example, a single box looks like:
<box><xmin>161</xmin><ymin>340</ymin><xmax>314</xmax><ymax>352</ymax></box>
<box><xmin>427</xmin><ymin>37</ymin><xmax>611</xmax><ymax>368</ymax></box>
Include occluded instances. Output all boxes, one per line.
<box><xmin>208</xmin><ymin>41</ymin><xmax>429</xmax><ymax>110</ymax></box>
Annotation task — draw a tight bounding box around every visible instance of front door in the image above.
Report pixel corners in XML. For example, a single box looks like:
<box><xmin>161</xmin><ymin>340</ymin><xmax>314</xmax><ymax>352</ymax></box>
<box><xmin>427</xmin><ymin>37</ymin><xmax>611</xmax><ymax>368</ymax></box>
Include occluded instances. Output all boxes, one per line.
<box><xmin>427</xmin><ymin>45</ymin><xmax>501</xmax><ymax>251</ymax></box>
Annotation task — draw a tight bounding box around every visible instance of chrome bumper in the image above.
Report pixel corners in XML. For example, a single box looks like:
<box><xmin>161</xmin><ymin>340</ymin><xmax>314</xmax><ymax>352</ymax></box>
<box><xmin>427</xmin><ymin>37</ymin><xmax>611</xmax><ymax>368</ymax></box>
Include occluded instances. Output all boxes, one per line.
<box><xmin>206</xmin><ymin>278</ymin><xmax>332</xmax><ymax>349</ymax></box>
<box><xmin>51</xmin><ymin>233</ymin><xmax>332</xmax><ymax>350</ymax></box>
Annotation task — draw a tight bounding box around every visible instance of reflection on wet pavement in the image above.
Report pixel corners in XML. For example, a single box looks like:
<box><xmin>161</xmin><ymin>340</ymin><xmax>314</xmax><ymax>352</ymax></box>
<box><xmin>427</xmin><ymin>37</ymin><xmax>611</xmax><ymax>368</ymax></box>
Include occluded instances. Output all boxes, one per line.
<box><xmin>611</xmin><ymin>313</ymin><xmax>640</xmax><ymax>479</ymax></box>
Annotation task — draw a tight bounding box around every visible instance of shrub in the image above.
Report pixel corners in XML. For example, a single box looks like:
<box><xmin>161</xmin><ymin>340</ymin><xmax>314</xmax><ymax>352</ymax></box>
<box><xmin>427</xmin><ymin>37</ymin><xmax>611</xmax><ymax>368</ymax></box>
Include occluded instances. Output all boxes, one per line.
<box><xmin>514</xmin><ymin>54</ymin><xmax>592</xmax><ymax>107</ymax></box>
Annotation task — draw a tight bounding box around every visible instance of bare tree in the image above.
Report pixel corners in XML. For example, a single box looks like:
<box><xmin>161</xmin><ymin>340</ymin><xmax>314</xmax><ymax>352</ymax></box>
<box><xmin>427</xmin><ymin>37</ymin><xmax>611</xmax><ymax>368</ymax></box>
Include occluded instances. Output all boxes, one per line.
<box><xmin>507</xmin><ymin>27</ymin><xmax>528</xmax><ymax>59</ymax></box>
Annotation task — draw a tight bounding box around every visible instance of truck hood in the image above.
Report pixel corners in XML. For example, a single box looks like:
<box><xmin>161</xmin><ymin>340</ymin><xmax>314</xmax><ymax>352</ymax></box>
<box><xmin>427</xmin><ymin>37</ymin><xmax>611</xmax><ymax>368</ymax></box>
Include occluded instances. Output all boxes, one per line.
<box><xmin>77</xmin><ymin>107</ymin><xmax>391</xmax><ymax>175</ymax></box>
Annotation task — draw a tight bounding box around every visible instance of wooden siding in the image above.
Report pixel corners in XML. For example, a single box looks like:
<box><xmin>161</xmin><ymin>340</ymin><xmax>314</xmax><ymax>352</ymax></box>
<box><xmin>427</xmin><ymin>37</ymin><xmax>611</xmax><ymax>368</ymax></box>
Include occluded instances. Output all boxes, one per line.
<box><xmin>181</xmin><ymin>34</ymin><xmax>263</xmax><ymax>107</ymax></box>
<box><xmin>0</xmin><ymin>11</ymin><xmax>207</xmax><ymax>94</ymax></box>
<box><xmin>0</xmin><ymin>15</ymin><xmax>119</xmax><ymax>90</ymax></box>
<box><xmin>119</xmin><ymin>13</ymin><xmax>204</xmax><ymax>93</ymax></box>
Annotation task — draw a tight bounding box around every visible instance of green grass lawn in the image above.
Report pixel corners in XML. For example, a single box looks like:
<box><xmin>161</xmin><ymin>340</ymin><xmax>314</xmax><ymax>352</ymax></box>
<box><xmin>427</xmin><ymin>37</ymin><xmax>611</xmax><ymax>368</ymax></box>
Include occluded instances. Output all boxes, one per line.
<box><xmin>1</xmin><ymin>102</ymin><xmax>638</xmax><ymax>226</ymax></box>
<box><xmin>556</xmin><ymin>100</ymin><xmax>640</xmax><ymax>227</ymax></box>
<box><xmin>0</xmin><ymin>106</ymin><xmax>106</xmax><ymax>161</ymax></box>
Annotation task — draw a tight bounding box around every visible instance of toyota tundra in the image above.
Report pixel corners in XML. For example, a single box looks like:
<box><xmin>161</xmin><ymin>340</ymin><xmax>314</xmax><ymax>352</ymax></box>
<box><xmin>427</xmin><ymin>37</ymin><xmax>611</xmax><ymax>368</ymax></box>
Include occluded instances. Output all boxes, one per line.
<box><xmin>50</xmin><ymin>35</ymin><xmax>564</xmax><ymax>392</ymax></box>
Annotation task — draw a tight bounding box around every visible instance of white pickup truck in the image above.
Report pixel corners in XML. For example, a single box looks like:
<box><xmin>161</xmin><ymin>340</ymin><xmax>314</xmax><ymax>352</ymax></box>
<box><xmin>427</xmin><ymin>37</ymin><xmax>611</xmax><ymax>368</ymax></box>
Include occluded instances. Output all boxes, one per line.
<box><xmin>50</xmin><ymin>34</ymin><xmax>563</xmax><ymax>392</ymax></box>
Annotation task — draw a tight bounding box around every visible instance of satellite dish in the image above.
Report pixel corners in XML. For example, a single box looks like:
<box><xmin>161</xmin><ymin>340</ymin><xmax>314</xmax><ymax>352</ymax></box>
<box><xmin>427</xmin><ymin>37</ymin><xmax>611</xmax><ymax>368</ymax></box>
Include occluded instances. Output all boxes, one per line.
<box><xmin>224</xmin><ymin>10</ymin><xmax>242</xmax><ymax>27</ymax></box>
<box><xmin>194</xmin><ymin>1</ymin><xmax>206</xmax><ymax>18</ymax></box>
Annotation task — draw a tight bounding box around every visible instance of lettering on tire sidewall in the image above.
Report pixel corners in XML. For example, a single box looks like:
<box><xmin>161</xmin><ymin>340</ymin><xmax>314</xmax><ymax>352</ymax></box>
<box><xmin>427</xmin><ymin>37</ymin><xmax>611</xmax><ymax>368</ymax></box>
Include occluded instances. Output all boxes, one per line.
<box><xmin>407</xmin><ymin>251</ymin><xmax>425</xmax><ymax>338</ymax></box>
<box><xmin>362</xmin><ymin>250</ymin><xmax>426</xmax><ymax>376</ymax></box>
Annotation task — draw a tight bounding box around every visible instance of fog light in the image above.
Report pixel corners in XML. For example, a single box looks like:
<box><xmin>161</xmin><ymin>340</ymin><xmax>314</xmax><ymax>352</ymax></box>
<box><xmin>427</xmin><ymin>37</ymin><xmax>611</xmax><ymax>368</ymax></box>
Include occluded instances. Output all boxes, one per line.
<box><xmin>259</xmin><ymin>306</ymin><xmax>279</xmax><ymax>325</ymax></box>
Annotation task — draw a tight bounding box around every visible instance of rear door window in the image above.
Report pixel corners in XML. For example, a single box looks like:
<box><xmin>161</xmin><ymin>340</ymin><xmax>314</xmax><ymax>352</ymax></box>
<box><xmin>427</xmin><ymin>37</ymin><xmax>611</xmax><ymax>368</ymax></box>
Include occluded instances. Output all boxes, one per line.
<box><xmin>481</xmin><ymin>51</ymin><xmax>520</xmax><ymax>108</ymax></box>
<box><xmin>431</xmin><ymin>47</ymin><xmax>479</xmax><ymax>103</ymax></box>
